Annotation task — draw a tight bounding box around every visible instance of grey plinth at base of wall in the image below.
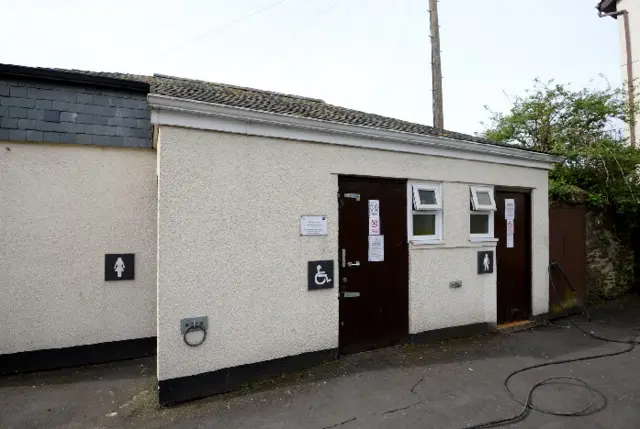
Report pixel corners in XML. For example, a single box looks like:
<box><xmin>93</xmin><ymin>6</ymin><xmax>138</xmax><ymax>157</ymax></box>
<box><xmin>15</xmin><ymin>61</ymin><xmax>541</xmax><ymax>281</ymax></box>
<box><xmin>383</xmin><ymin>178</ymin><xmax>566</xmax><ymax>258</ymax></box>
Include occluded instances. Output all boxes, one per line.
<box><xmin>0</xmin><ymin>337</ymin><xmax>156</xmax><ymax>376</ymax></box>
<box><xmin>409</xmin><ymin>322</ymin><xmax>494</xmax><ymax>344</ymax></box>
<box><xmin>158</xmin><ymin>348</ymin><xmax>339</xmax><ymax>405</ymax></box>
<box><xmin>158</xmin><ymin>323</ymin><xmax>498</xmax><ymax>405</ymax></box>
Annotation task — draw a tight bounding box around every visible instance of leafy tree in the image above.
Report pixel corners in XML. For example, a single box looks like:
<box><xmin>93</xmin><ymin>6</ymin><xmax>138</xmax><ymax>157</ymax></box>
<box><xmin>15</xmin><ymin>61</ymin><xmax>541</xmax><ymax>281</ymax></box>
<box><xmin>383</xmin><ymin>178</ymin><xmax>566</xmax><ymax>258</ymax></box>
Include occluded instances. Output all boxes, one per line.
<box><xmin>481</xmin><ymin>79</ymin><xmax>640</xmax><ymax>214</ymax></box>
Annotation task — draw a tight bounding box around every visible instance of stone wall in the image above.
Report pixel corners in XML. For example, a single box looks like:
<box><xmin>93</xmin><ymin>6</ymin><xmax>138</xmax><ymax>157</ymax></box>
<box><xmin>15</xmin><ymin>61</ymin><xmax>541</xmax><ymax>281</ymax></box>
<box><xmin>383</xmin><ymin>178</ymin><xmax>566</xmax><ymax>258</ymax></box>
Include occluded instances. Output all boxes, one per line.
<box><xmin>586</xmin><ymin>211</ymin><xmax>634</xmax><ymax>301</ymax></box>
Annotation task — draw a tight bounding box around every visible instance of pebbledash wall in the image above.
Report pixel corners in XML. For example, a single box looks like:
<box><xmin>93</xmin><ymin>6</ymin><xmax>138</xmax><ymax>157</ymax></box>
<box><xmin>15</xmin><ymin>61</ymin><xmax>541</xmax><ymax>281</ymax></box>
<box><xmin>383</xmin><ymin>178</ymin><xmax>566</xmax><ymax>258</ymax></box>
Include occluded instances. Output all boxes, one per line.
<box><xmin>153</xmin><ymin>98</ymin><xmax>553</xmax><ymax>402</ymax></box>
<box><xmin>0</xmin><ymin>71</ymin><xmax>157</xmax><ymax>373</ymax></box>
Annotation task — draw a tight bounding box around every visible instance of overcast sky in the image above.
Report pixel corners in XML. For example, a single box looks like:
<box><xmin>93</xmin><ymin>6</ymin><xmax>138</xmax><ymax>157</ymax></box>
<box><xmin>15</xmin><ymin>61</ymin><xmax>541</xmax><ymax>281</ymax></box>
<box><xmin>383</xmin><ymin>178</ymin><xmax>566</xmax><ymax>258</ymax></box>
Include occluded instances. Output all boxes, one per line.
<box><xmin>1</xmin><ymin>0</ymin><xmax>622</xmax><ymax>135</ymax></box>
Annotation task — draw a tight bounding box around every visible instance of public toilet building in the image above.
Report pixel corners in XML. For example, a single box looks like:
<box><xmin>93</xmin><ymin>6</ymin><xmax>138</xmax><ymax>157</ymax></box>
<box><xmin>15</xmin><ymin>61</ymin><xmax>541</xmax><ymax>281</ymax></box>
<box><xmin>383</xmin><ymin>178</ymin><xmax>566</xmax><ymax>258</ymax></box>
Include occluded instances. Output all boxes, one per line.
<box><xmin>0</xmin><ymin>64</ymin><xmax>562</xmax><ymax>404</ymax></box>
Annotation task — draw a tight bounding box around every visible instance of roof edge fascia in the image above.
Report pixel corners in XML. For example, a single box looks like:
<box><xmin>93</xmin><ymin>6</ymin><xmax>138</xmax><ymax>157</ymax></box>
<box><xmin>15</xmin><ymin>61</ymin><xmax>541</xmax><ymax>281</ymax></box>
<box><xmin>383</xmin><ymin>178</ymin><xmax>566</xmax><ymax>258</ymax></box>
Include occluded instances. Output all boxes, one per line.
<box><xmin>148</xmin><ymin>94</ymin><xmax>564</xmax><ymax>170</ymax></box>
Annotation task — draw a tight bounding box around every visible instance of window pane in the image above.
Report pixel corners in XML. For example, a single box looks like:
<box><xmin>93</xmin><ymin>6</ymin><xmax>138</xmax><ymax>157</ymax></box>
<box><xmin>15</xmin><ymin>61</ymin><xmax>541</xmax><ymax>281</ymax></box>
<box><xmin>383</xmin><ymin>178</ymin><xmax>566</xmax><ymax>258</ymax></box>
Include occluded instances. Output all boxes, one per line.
<box><xmin>470</xmin><ymin>213</ymin><xmax>489</xmax><ymax>234</ymax></box>
<box><xmin>413</xmin><ymin>214</ymin><xmax>436</xmax><ymax>236</ymax></box>
<box><xmin>476</xmin><ymin>191</ymin><xmax>492</xmax><ymax>206</ymax></box>
<box><xmin>418</xmin><ymin>189</ymin><xmax>436</xmax><ymax>205</ymax></box>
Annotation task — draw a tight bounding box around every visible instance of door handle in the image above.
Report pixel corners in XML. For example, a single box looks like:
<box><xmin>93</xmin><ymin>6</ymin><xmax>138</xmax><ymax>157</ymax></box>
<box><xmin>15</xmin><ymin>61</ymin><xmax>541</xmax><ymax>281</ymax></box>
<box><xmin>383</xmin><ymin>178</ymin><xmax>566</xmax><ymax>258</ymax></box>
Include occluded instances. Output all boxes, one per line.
<box><xmin>342</xmin><ymin>291</ymin><xmax>360</xmax><ymax>298</ymax></box>
<box><xmin>347</xmin><ymin>261</ymin><xmax>360</xmax><ymax>267</ymax></box>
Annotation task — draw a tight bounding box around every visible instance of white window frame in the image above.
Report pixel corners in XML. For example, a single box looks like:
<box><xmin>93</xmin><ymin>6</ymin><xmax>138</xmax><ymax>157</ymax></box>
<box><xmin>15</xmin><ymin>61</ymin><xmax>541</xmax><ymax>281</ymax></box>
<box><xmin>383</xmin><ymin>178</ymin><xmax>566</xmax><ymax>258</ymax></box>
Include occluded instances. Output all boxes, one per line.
<box><xmin>470</xmin><ymin>185</ymin><xmax>497</xmax><ymax>211</ymax></box>
<box><xmin>469</xmin><ymin>185</ymin><xmax>495</xmax><ymax>241</ymax></box>
<box><xmin>412</xmin><ymin>183</ymin><xmax>442</xmax><ymax>211</ymax></box>
<box><xmin>407</xmin><ymin>181</ymin><xmax>443</xmax><ymax>243</ymax></box>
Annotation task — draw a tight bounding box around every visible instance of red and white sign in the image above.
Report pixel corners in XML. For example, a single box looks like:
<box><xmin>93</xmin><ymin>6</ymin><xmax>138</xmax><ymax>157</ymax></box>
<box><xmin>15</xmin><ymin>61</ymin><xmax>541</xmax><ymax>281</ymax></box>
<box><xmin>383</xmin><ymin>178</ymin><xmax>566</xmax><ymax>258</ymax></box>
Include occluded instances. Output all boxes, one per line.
<box><xmin>506</xmin><ymin>219</ymin><xmax>514</xmax><ymax>235</ymax></box>
<box><xmin>506</xmin><ymin>219</ymin><xmax>514</xmax><ymax>248</ymax></box>
<box><xmin>369</xmin><ymin>217</ymin><xmax>380</xmax><ymax>235</ymax></box>
<box><xmin>368</xmin><ymin>200</ymin><xmax>381</xmax><ymax>235</ymax></box>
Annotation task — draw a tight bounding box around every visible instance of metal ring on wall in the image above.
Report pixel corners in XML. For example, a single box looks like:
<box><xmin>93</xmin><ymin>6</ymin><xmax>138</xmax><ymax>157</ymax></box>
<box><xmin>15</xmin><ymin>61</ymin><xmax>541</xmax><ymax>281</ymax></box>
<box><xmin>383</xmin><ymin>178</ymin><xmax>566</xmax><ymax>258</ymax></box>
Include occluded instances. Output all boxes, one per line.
<box><xmin>183</xmin><ymin>324</ymin><xmax>207</xmax><ymax>347</ymax></box>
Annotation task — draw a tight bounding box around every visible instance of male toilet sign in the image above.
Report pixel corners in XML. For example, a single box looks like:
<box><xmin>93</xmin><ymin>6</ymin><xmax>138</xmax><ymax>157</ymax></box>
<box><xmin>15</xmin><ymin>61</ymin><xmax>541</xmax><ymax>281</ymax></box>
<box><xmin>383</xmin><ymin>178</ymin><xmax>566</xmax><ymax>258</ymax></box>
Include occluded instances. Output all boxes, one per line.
<box><xmin>105</xmin><ymin>254</ymin><xmax>135</xmax><ymax>281</ymax></box>
<box><xmin>477</xmin><ymin>251</ymin><xmax>494</xmax><ymax>274</ymax></box>
<box><xmin>308</xmin><ymin>260</ymin><xmax>334</xmax><ymax>290</ymax></box>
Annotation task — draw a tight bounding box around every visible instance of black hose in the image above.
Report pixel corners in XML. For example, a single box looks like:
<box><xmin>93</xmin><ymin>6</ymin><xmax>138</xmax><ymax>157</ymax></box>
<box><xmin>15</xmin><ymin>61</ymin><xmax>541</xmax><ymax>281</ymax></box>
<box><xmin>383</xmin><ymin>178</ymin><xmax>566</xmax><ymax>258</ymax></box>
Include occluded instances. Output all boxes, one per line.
<box><xmin>463</xmin><ymin>260</ymin><xmax>640</xmax><ymax>429</ymax></box>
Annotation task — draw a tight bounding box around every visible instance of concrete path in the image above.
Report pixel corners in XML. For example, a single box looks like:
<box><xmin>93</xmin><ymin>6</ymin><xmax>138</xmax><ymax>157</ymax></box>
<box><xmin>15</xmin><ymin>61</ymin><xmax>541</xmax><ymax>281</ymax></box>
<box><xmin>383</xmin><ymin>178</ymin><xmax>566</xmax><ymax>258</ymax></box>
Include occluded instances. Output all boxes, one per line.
<box><xmin>2</xmin><ymin>297</ymin><xmax>640</xmax><ymax>429</ymax></box>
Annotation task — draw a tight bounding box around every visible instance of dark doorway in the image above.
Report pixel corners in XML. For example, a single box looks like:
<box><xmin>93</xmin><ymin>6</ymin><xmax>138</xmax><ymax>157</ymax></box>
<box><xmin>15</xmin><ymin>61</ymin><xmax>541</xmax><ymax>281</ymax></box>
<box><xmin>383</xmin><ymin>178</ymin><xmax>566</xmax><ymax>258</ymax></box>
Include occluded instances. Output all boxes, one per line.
<box><xmin>494</xmin><ymin>190</ymin><xmax>532</xmax><ymax>325</ymax></box>
<box><xmin>338</xmin><ymin>176</ymin><xmax>409</xmax><ymax>354</ymax></box>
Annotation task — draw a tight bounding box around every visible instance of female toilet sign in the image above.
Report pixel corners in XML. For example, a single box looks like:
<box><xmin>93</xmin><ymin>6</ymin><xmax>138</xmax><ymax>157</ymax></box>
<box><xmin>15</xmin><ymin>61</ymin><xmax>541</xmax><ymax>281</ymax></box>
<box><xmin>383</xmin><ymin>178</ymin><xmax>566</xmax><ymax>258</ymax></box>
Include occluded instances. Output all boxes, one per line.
<box><xmin>105</xmin><ymin>254</ymin><xmax>135</xmax><ymax>281</ymax></box>
<box><xmin>114</xmin><ymin>258</ymin><xmax>125</xmax><ymax>277</ymax></box>
<box><xmin>308</xmin><ymin>260</ymin><xmax>334</xmax><ymax>290</ymax></box>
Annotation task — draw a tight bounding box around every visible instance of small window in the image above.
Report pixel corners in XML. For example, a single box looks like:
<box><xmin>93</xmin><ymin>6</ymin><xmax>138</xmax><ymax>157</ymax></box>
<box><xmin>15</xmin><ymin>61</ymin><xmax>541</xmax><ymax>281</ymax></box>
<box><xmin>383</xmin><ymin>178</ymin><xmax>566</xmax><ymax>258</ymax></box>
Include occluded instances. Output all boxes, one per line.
<box><xmin>408</xmin><ymin>182</ymin><xmax>443</xmax><ymax>242</ymax></box>
<box><xmin>470</xmin><ymin>186</ymin><xmax>496</xmax><ymax>211</ymax></box>
<box><xmin>412</xmin><ymin>184</ymin><xmax>442</xmax><ymax>210</ymax></box>
<box><xmin>469</xmin><ymin>185</ymin><xmax>494</xmax><ymax>240</ymax></box>
<box><xmin>413</xmin><ymin>213</ymin><xmax>437</xmax><ymax>236</ymax></box>
<box><xmin>470</xmin><ymin>212</ymin><xmax>490</xmax><ymax>235</ymax></box>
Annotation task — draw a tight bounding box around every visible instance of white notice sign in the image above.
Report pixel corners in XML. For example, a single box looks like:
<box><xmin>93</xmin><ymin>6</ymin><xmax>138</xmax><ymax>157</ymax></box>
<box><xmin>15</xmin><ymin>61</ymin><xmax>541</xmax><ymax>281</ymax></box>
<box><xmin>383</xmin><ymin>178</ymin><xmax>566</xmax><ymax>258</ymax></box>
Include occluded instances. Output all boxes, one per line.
<box><xmin>368</xmin><ymin>199</ymin><xmax>381</xmax><ymax>235</ymax></box>
<box><xmin>506</xmin><ymin>219</ymin><xmax>514</xmax><ymax>235</ymax></box>
<box><xmin>368</xmin><ymin>235</ymin><xmax>384</xmax><ymax>262</ymax></box>
<box><xmin>505</xmin><ymin>199</ymin><xmax>515</xmax><ymax>220</ymax></box>
<box><xmin>368</xmin><ymin>200</ymin><xmax>380</xmax><ymax>216</ymax></box>
<box><xmin>507</xmin><ymin>234</ymin><xmax>514</xmax><ymax>248</ymax></box>
<box><xmin>300</xmin><ymin>216</ymin><xmax>328</xmax><ymax>236</ymax></box>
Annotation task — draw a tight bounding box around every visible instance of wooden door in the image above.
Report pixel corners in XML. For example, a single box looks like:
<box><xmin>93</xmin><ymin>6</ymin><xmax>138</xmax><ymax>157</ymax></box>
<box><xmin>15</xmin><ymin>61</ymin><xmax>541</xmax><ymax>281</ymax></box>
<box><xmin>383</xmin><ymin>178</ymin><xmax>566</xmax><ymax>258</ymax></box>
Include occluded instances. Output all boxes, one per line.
<box><xmin>549</xmin><ymin>205</ymin><xmax>586</xmax><ymax>313</ymax></box>
<box><xmin>338</xmin><ymin>176</ymin><xmax>408</xmax><ymax>354</ymax></box>
<box><xmin>495</xmin><ymin>190</ymin><xmax>532</xmax><ymax>325</ymax></box>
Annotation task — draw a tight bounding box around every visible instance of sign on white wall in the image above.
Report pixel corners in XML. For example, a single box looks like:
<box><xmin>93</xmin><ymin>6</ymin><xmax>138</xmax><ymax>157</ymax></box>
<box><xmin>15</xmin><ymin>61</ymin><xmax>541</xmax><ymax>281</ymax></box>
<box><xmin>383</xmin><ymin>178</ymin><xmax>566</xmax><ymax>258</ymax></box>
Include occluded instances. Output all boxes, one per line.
<box><xmin>300</xmin><ymin>216</ymin><xmax>328</xmax><ymax>236</ymax></box>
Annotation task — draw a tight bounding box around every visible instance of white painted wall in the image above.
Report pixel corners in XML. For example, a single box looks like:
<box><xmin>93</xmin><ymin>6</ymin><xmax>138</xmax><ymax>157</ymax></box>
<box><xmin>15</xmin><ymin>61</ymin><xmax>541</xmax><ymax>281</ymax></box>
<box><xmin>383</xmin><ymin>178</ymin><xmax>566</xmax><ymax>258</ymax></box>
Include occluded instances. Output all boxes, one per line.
<box><xmin>0</xmin><ymin>142</ymin><xmax>157</xmax><ymax>354</ymax></box>
<box><xmin>615</xmin><ymin>0</ymin><xmax>640</xmax><ymax>139</ymax></box>
<box><xmin>156</xmin><ymin>126</ymin><xmax>549</xmax><ymax>381</ymax></box>
<box><xmin>408</xmin><ymin>182</ymin><xmax>498</xmax><ymax>334</ymax></box>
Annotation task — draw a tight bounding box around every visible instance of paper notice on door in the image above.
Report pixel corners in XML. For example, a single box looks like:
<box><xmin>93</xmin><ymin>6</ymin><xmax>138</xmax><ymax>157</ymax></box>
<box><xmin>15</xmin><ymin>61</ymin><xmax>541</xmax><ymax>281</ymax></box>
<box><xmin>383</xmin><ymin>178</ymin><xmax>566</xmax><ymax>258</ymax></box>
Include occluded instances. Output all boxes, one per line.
<box><xmin>505</xmin><ymin>199</ymin><xmax>515</xmax><ymax>220</ymax></box>
<box><xmin>368</xmin><ymin>235</ymin><xmax>384</xmax><ymax>262</ymax></box>
<box><xmin>507</xmin><ymin>234</ymin><xmax>514</xmax><ymax>248</ymax></box>
<box><xmin>368</xmin><ymin>200</ymin><xmax>380</xmax><ymax>217</ymax></box>
<box><xmin>369</xmin><ymin>216</ymin><xmax>380</xmax><ymax>235</ymax></box>
<box><xmin>506</xmin><ymin>219</ymin><xmax>514</xmax><ymax>235</ymax></box>
<box><xmin>368</xmin><ymin>199</ymin><xmax>381</xmax><ymax>235</ymax></box>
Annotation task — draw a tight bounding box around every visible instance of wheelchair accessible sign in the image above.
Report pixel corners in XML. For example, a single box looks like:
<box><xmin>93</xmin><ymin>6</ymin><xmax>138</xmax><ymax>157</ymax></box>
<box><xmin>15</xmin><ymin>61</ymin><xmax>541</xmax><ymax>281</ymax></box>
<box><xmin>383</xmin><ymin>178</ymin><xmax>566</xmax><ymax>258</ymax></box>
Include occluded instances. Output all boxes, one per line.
<box><xmin>308</xmin><ymin>260</ymin><xmax>334</xmax><ymax>290</ymax></box>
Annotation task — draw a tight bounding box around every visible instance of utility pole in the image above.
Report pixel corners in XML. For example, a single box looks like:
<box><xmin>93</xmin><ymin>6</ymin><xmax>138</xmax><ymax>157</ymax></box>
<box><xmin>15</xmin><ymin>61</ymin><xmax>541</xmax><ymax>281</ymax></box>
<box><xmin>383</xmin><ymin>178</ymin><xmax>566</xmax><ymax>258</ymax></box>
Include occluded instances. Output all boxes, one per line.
<box><xmin>429</xmin><ymin>0</ymin><xmax>444</xmax><ymax>129</ymax></box>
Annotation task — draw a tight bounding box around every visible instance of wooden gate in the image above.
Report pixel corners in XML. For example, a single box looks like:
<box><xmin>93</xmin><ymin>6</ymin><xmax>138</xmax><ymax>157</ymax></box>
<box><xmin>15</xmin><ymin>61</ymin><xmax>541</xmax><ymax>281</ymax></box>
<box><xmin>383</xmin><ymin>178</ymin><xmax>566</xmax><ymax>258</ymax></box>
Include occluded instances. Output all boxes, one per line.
<box><xmin>549</xmin><ymin>205</ymin><xmax>586</xmax><ymax>314</ymax></box>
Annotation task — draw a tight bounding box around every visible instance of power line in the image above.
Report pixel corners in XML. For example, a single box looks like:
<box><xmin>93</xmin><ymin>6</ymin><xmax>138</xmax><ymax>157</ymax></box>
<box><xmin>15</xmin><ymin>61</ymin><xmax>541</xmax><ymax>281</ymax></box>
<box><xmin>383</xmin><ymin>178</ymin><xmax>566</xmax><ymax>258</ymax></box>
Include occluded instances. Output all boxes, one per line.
<box><xmin>276</xmin><ymin>0</ymin><xmax>342</xmax><ymax>46</ymax></box>
<box><xmin>265</xmin><ymin>0</ymin><xmax>351</xmax><ymax>78</ymax></box>
<box><xmin>158</xmin><ymin>0</ymin><xmax>289</xmax><ymax>56</ymax></box>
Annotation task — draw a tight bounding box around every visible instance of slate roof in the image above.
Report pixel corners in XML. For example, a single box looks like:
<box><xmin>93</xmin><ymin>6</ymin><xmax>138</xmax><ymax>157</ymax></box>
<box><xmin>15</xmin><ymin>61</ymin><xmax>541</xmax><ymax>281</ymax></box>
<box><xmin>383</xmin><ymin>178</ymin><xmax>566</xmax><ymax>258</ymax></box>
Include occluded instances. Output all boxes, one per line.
<box><xmin>2</xmin><ymin>63</ymin><xmax>545</xmax><ymax>153</ymax></box>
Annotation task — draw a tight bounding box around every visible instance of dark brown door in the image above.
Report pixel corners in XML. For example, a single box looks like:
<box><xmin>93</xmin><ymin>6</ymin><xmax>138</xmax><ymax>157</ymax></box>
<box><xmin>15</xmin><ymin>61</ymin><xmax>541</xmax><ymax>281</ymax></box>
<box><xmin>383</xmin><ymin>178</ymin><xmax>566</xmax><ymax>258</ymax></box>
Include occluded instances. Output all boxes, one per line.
<box><xmin>338</xmin><ymin>176</ymin><xmax>408</xmax><ymax>354</ymax></box>
<box><xmin>495</xmin><ymin>190</ymin><xmax>532</xmax><ymax>325</ymax></box>
<box><xmin>549</xmin><ymin>205</ymin><xmax>586</xmax><ymax>313</ymax></box>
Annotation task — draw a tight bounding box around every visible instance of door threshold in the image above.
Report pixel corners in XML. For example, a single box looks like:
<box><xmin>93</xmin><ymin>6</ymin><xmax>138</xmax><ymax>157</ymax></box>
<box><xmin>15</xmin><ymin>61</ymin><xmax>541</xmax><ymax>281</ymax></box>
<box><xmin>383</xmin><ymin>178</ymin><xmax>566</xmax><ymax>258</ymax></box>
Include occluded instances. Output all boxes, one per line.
<box><xmin>497</xmin><ymin>320</ymin><xmax>534</xmax><ymax>330</ymax></box>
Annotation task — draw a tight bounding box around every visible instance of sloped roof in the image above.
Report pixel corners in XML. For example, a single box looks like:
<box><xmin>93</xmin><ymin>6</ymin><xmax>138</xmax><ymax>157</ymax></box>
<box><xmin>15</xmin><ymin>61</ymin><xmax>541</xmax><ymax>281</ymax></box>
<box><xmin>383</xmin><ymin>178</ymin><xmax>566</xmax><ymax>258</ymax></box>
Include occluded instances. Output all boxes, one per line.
<box><xmin>1</xmin><ymin>63</ymin><xmax>543</xmax><ymax>153</ymax></box>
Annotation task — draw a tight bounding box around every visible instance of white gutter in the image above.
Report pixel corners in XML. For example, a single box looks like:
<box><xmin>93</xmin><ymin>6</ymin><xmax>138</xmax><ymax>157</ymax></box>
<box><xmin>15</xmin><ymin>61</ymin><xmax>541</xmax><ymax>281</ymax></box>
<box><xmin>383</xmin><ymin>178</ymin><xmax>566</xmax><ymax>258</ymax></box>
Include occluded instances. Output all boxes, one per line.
<box><xmin>148</xmin><ymin>94</ymin><xmax>564</xmax><ymax>170</ymax></box>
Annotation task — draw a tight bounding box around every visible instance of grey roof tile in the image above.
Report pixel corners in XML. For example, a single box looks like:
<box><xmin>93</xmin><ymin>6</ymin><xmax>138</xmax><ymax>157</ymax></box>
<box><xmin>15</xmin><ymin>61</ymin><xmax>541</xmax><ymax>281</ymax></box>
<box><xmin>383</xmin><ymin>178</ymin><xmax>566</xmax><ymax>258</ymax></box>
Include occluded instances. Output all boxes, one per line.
<box><xmin>6</xmin><ymin>64</ymin><xmax>542</xmax><ymax>153</ymax></box>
